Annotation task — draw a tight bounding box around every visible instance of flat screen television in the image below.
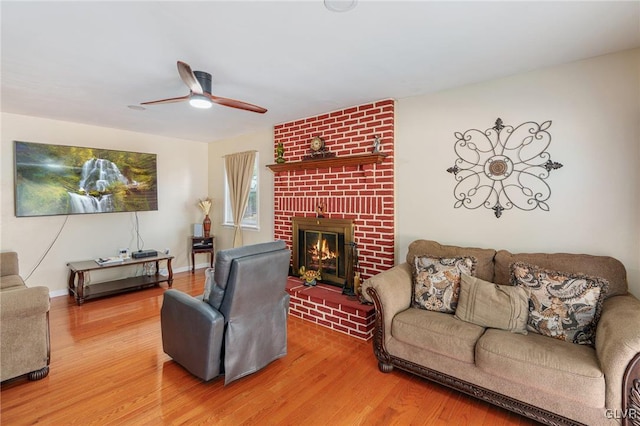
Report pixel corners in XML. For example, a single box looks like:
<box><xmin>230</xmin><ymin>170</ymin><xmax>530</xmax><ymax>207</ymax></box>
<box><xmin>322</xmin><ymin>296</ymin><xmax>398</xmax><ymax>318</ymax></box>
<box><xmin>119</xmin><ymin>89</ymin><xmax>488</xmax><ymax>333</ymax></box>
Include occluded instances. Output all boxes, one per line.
<box><xmin>14</xmin><ymin>141</ymin><xmax>158</xmax><ymax>217</ymax></box>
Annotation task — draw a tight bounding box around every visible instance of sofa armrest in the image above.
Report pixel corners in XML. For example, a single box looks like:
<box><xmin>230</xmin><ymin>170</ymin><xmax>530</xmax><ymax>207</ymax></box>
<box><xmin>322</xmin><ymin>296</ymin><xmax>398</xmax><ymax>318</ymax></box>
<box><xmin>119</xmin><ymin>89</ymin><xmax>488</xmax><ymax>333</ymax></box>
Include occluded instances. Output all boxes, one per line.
<box><xmin>595</xmin><ymin>293</ymin><xmax>640</xmax><ymax>411</ymax></box>
<box><xmin>0</xmin><ymin>286</ymin><xmax>50</xmax><ymax>381</ymax></box>
<box><xmin>0</xmin><ymin>252</ymin><xmax>19</xmax><ymax>278</ymax></box>
<box><xmin>0</xmin><ymin>286</ymin><xmax>50</xmax><ymax>318</ymax></box>
<box><xmin>362</xmin><ymin>263</ymin><xmax>412</xmax><ymax>346</ymax></box>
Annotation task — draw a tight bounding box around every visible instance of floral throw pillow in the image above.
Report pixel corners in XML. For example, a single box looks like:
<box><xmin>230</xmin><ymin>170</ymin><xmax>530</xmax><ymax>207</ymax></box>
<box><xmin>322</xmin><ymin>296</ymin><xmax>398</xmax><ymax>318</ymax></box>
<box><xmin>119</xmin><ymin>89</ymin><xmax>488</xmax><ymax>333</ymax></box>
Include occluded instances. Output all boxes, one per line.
<box><xmin>412</xmin><ymin>256</ymin><xmax>477</xmax><ymax>313</ymax></box>
<box><xmin>511</xmin><ymin>262</ymin><xmax>609</xmax><ymax>346</ymax></box>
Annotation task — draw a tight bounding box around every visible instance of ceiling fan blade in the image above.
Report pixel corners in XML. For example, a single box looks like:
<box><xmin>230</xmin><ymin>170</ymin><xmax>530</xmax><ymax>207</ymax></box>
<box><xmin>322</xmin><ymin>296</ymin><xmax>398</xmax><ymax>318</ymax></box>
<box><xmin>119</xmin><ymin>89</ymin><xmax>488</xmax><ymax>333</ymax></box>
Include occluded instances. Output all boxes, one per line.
<box><xmin>207</xmin><ymin>94</ymin><xmax>267</xmax><ymax>114</ymax></box>
<box><xmin>140</xmin><ymin>94</ymin><xmax>190</xmax><ymax>105</ymax></box>
<box><xmin>177</xmin><ymin>61</ymin><xmax>203</xmax><ymax>95</ymax></box>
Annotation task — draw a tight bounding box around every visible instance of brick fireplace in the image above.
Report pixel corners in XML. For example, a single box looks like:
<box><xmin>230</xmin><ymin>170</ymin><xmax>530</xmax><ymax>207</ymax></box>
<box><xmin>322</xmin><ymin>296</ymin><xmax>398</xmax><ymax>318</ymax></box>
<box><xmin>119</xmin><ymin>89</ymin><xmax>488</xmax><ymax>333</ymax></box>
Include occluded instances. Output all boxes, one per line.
<box><xmin>273</xmin><ymin>99</ymin><xmax>395</xmax><ymax>279</ymax></box>
<box><xmin>270</xmin><ymin>99</ymin><xmax>395</xmax><ymax>339</ymax></box>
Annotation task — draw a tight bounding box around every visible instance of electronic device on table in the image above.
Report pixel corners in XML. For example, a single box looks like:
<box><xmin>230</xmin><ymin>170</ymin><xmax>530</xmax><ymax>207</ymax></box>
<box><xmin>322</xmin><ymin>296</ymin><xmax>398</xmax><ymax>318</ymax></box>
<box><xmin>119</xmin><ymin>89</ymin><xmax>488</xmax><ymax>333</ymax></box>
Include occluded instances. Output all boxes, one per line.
<box><xmin>132</xmin><ymin>249</ymin><xmax>158</xmax><ymax>259</ymax></box>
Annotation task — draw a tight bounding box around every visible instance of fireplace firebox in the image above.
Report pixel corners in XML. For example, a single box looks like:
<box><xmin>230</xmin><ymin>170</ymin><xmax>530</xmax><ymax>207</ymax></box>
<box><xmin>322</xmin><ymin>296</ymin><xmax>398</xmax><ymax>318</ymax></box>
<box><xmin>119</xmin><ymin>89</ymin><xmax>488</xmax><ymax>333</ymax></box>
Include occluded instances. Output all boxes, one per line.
<box><xmin>292</xmin><ymin>217</ymin><xmax>354</xmax><ymax>287</ymax></box>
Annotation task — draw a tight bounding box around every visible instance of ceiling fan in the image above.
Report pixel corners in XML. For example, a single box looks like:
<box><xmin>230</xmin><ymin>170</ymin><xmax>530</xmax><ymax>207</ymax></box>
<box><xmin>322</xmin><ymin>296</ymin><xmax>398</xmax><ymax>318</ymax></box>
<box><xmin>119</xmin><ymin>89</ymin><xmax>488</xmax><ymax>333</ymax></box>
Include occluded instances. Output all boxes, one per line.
<box><xmin>141</xmin><ymin>61</ymin><xmax>267</xmax><ymax>114</ymax></box>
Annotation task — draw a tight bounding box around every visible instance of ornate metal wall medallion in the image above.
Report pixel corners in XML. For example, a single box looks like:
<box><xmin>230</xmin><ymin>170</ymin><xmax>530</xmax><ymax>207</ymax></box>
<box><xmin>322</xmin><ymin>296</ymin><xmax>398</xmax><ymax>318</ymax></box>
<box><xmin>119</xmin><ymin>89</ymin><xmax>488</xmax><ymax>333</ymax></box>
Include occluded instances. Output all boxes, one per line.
<box><xmin>447</xmin><ymin>118</ymin><xmax>563</xmax><ymax>218</ymax></box>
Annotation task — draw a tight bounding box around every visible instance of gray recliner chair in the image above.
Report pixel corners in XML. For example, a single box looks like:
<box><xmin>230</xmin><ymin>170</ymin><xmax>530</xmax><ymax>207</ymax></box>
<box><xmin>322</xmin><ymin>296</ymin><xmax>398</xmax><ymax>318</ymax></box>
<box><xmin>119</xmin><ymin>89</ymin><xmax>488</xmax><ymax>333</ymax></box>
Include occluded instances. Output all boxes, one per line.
<box><xmin>161</xmin><ymin>241</ymin><xmax>291</xmax><ymax>384</ymax></box>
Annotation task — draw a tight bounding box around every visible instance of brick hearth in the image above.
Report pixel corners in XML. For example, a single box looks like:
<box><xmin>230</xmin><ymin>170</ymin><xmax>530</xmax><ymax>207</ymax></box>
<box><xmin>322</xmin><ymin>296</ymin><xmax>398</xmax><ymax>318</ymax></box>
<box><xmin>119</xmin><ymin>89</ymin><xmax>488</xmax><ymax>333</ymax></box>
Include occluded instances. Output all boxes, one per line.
<box><xmin>286</xmin><ymin>277</ymin><xmax>375</xmax><ymax>340</ymax></box>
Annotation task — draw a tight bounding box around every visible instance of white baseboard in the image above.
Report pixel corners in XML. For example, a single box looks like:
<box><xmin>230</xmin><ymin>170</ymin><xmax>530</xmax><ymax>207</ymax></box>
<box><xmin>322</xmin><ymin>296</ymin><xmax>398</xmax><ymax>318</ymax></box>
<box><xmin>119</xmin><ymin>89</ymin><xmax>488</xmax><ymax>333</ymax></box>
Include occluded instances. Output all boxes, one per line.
<box><xmin>51</xmin><ymin>288</ymin><xmax>69</xmax><ymax>298</ymax></box>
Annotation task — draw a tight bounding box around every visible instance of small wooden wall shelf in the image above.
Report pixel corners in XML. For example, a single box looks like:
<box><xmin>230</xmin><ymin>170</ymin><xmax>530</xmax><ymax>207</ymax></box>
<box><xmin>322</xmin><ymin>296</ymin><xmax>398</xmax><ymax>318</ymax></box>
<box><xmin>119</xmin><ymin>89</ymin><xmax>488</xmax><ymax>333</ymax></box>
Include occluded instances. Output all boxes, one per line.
<box><xmin>267</xmin><ymin>153</ymin><xmax>387</xmax><ymax>174</ymax></box>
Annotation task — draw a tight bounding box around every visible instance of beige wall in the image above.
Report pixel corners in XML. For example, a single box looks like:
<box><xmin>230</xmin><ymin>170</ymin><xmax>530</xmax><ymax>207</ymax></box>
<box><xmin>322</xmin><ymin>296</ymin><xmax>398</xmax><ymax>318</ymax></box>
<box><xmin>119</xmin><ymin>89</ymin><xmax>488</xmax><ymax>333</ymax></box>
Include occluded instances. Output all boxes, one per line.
<box><xmin>208</xmin><ymin>49</ymin><xmax>640</xmax><ymax>297</ymax></box>
<box><xmin>396</xmin><ymin>48</ymin><xmax>640</xmax><ymax>297</ymax></box>
<box><xmin>207</xmin><ymin>128</ymin><xmax>275</xmax><ymax>251</ymax></box>
<box><xmin>3</xmin><ymin>49</ymin><xmax>638</xmax><ymax>299</ymax></box>
<box><xmin>1</xmin><ymin>113</ymin><xmax>209</xmax><ymax>296</ymax></box>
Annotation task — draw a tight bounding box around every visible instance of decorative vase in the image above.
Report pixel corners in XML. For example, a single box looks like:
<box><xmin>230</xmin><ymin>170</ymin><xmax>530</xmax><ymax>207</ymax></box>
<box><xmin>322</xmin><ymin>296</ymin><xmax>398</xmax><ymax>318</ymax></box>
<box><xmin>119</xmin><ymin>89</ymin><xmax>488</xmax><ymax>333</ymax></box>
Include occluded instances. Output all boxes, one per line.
<box><xmin>276</xmin><ymin>142</ymin><xmax>286</xmax><ymax>164</ymax></box>
<box><xmin>203</xmin><ymin>215</ymin><xmax>211</xmax><ymax>237</ymax></box>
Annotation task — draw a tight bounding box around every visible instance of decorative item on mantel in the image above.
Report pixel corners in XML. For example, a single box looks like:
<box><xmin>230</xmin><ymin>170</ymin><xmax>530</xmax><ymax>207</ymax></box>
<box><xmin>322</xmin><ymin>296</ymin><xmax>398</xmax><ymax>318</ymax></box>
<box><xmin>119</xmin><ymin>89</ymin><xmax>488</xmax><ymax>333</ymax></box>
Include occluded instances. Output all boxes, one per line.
<box><xmin>372</xmin><ymin>134</ymin><xmax>382</xmax><ymax>153</ymax></box>
<box><xmin>446</xmin><ymin>118</ymin><xmax>563</xmax><ymax>218</ymax></box>
<box><xmin>315</xmin><ymin>201</ymin><xmax>326</xmax><ymax>218</ymax></box>
<box><xmin>299</xmin><ymin>266</ymin><xmax>321</xmax><ymax>287</ymax></box>
<box><xmin>303</xmin><ymin>135</ymin><xmax>335</xmax><ymax>160</ymax></box>
<box><xmin>198</xmin><ymin>197</ymin><xmax>212</xmax><ymax>237</ymax></box>
<box><xmin>275</xmin><ymin>142</ymin><xmax>286</xmax><ymax>164</ymax></box>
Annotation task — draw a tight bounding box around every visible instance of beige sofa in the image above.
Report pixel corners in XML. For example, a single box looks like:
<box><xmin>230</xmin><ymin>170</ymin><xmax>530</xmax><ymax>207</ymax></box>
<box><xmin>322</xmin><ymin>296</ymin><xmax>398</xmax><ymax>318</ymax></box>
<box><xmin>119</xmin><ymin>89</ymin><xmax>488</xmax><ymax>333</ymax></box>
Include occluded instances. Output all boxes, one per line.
<box><xmin>0</xmin><ymin>252</ymin><xmax>51</xmax><ymax>382</ymax></box>
<box><xmin>362</xmin><ymin>240</ymin><xmax>640</xmax><ymax>426</ymax></box>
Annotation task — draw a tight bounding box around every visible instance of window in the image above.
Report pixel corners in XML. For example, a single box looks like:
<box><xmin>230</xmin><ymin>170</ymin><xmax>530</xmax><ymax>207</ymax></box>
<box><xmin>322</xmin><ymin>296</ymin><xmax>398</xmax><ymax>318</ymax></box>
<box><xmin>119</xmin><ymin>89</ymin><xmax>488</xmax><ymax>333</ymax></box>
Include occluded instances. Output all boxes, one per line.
<box><xmin>224</xmin><ymin>154</ymin><xmax>259</xmax><ymax>229</ymax></box>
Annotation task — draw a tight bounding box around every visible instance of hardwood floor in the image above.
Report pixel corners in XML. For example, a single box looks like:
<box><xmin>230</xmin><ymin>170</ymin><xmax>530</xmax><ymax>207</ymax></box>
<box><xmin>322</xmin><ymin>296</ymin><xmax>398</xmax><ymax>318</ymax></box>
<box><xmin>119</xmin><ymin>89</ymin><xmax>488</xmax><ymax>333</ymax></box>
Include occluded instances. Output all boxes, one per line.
<box><xmin>0</xmin><ymin>271</ymin><xmax>538</xmax><ymax>425</ymax></box>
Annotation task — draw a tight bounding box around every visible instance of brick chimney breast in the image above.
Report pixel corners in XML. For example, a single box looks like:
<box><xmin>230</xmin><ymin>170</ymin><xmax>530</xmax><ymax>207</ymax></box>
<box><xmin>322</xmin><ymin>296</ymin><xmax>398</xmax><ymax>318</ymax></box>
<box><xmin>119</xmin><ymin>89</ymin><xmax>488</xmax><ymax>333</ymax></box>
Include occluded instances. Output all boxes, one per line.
<box><xmin>273</xmin><ymin>99</ymin><xmax>395</xmax><ymax>280</ymax></box>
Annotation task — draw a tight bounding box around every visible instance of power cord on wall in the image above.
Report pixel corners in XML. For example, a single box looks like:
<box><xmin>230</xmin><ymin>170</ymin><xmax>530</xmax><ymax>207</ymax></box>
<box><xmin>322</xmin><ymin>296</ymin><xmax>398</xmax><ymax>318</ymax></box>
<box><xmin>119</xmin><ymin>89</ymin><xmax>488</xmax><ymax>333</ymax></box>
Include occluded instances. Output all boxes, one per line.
<box><xmin>134</xmin><ymin>211</ymin><xmax>145</xmax><ymax>252</ymax></box>
<box><xmin>24</xmin><ymin>212</ymin><xmax>147</xmax><ymax>282</ymax></box>
<box><xmin>133</xmin><ymin>211</ymin><xmax>148</xmax><ymax>277</ymax></box>
<box><xmin>24</xmin><ymin>215</ymin><xmax>70</xmax><ymax>282</ymax></box>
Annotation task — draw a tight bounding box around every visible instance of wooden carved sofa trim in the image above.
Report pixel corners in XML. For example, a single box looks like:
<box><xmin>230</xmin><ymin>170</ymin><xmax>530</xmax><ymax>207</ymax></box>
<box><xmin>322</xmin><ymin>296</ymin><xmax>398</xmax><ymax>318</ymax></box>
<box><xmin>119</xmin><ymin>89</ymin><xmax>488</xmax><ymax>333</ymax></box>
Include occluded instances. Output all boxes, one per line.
<box><xmin>623</xmin><ymin>353</ymin><xmax>640</xmax><ymax>426</ymax></box>
<box><xmin>367</xmin><ymin>287</ymin><xmax>640</xmax><ymax>426</ymax></box>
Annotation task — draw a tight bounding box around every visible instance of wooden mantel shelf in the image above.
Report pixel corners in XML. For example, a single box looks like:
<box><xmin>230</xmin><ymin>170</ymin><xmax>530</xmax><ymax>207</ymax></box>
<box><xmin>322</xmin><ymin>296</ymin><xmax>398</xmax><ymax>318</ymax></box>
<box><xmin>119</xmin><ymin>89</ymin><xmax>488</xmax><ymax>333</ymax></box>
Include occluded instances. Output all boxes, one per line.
<box><xmin>266</xmin><ymin>153</ymin><xmax>387</xmax><ymax>173</ymax></box>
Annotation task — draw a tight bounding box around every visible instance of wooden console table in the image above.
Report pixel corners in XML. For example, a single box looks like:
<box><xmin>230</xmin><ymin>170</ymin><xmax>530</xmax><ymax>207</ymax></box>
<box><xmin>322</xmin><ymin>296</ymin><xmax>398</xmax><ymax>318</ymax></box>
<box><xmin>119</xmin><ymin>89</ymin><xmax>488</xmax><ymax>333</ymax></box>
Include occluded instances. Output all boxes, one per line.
<box><xmin>67</xmin><ymin>252</ymin><xmax>174</xmax><ymax>305</ymax></box>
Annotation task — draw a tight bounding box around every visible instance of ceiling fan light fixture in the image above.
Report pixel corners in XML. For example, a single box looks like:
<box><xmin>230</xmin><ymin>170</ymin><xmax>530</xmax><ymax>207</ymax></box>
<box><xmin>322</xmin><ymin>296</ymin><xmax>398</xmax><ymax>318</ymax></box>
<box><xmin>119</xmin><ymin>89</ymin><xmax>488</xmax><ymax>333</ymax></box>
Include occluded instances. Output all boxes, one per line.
<box><xmin>189</xmin><ymin>94</ymin><xmax>212</xmax><ymax>109</ymax></box>
<box><xmin>141</xmin><ymin>61</ymin><xmax>266</xmax><ymax>113</ymax></box>
<box><xmin>324</xmin><ymin>0</ymin><xmax>357</xmax><ymax>13</ymax></box>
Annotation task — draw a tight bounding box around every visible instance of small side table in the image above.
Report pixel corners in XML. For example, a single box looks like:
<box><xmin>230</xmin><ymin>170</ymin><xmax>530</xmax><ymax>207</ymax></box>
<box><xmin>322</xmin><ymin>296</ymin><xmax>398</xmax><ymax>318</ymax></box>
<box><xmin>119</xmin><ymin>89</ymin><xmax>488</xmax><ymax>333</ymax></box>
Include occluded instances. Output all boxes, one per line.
<box><xmin>191</xmin><ymin>236</ymin><xmax>215</xmax><ymax>273</ymax></box>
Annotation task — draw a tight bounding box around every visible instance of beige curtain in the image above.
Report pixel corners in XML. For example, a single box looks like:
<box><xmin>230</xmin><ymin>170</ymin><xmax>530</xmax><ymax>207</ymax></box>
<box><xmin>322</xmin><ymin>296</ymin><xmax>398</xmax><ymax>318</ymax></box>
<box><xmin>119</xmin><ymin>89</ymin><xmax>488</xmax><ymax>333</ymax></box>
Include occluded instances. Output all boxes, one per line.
<box><xmin>225</xmin><ymin>150</ymin><xmax>256</xmax><ymax>247</ymax></box>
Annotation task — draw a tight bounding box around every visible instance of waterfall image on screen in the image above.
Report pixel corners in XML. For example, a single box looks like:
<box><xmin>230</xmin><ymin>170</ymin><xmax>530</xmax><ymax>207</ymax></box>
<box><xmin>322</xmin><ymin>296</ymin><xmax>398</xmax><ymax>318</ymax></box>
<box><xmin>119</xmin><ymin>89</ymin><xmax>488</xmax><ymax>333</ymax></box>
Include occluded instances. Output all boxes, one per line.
<box><xmin>14</xmin><ymin>141</ymin><xmax>158</xmax><ymax>217</ymax></box>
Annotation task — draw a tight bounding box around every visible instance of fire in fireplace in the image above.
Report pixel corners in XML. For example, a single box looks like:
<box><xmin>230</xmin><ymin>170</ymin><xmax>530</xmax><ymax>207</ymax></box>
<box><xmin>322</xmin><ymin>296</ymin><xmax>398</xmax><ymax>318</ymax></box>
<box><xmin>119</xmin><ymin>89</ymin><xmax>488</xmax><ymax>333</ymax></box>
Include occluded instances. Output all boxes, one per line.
<box><xmin>292</xmin><ymin>217</ymin><xmax>354</xmax><ymax>287</ymax></box>
<box><xmin>304</xmin><ymin>231</ymin><xmax>340</xmax><ymax>277</ymax></box>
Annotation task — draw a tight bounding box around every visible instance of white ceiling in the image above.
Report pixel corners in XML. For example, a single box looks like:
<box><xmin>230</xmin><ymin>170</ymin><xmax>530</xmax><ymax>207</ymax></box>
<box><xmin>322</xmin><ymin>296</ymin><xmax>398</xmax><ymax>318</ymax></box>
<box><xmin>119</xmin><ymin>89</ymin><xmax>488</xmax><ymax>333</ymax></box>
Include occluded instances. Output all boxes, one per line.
<box><xmin>2</xmin><ymin>1</ymin><xmax>639</xmax><ymax>143</ymax></box>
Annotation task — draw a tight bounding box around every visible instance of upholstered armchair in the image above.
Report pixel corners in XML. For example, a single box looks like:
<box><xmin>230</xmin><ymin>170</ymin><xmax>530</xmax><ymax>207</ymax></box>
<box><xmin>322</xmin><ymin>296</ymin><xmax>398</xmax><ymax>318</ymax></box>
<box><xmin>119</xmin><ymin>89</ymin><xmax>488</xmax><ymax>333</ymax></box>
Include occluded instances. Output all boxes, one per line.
<box><xmin>161</xmin><ymin>241</ymin><xmax>291</xmax><ymax>384</ymax></box>
<box><xmin>0</xmin><ymin>251</ymin><xmax>51</xmax><ymax>382</ymax></box>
